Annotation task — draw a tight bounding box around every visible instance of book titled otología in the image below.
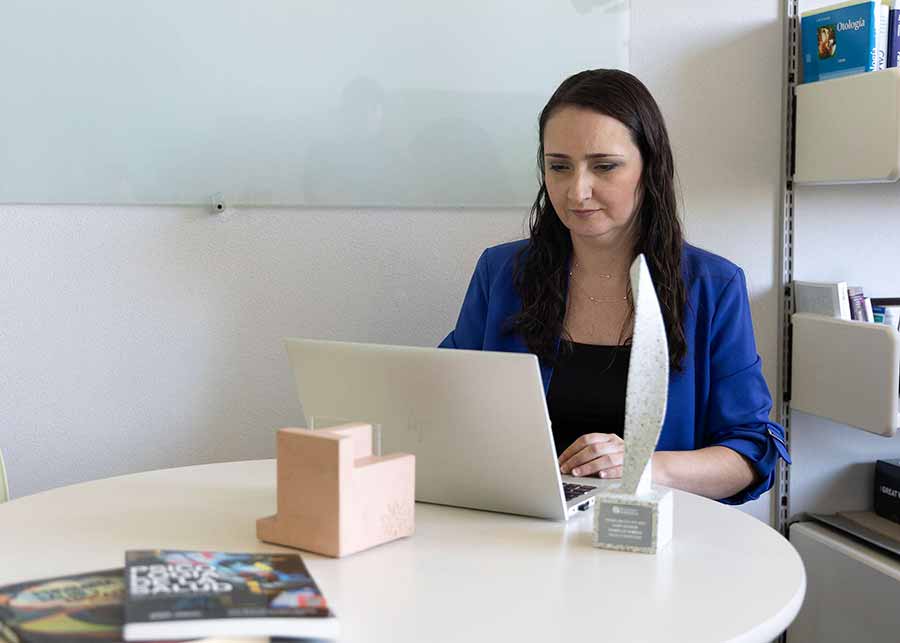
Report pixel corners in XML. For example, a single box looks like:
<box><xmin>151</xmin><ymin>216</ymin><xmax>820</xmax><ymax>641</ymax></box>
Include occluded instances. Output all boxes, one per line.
<box><xmin>802</xmin><ymin>1</ymin><xmax>878</xmax><ymax>83</ymax></box>
<box><xmin>123</xmin><ymin>550</ymin><xmax>337</xmax><ymax>642</ymax></box>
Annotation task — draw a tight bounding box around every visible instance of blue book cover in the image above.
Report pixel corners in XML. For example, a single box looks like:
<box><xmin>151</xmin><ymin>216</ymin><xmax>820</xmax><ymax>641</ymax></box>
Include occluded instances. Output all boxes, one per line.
<box><xmin>888</xmin><ymin>7</ymin><xmax>900</xmax><ymax>67</ymax></box>
<box><xmin>801</xmin><ymin>0</ymin><xmax>877</xmax><ymax>83</ymax></box>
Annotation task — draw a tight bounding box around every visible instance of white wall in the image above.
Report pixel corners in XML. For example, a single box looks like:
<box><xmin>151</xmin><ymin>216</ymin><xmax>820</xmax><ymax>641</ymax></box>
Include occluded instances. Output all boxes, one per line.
<box><xmin>0</xmin><ymin>0</ymin><xmax>785</xmax><ymax>523</ymax></box>
<box><xmin>0</xmin><ymin>208</ymin><xmax>524</xmax><ymax>494</ymax></box>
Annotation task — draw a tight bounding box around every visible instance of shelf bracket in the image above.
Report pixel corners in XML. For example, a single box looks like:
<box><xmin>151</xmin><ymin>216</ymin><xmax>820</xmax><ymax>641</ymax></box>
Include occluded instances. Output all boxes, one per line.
<box><xmin>776</xmin><ymin>0</ymin><xmax>799</xmax><ymax>543</ymax></box>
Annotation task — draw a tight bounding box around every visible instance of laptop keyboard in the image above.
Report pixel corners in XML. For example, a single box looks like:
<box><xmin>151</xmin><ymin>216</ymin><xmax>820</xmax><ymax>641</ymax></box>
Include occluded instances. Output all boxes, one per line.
<box><xmin>563</xmin><ymin>482</ymin><xmax>598</xmax><ymax>501</ymax></box>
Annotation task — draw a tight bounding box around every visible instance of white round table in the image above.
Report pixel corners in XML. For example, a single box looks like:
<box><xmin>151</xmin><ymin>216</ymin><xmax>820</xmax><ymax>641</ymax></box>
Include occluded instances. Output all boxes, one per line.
<box><xmin>0</xmin><ymin>460</ymin><xmax>804</xmax><ymax>642</ymax></box>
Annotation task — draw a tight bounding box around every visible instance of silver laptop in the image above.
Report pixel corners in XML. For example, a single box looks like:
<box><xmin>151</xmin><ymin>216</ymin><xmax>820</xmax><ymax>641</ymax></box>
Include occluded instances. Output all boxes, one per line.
<box><xmin>285</xmin><ymin>338</ymin><xmax>613</xmax><ymax>521</ymax></box>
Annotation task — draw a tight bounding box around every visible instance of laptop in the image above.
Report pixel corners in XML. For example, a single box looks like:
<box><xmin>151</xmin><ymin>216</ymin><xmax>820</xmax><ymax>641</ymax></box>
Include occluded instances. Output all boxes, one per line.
<box><xmin>285</xmin><ymin>338</ymin><xmax>614</xmax><ymax>521</ymax></box>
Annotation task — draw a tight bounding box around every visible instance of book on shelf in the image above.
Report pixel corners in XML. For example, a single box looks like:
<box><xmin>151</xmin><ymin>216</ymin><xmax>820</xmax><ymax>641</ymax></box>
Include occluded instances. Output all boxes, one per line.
<box><xmin>848</xmin><ymin>285</ymin><xmax>870</xmax><ymax>321</ymax></box>
<box><xmin>864</xmin><ymin>295</ymin><xmax>875</xmax><ymax>322</ymax></box>
<box><xmin>801</xmin><ymin>1</ymin><xmax>879</xmax><ymax>83</ymax></box>
<box><xmin>0</xmin><ymin>568</ymin><xmax>280</xmax><ymax>643</ymax></box>
<box><xmin>123</xmin><ymin>551</ymin><xmax>337</xmax><ymax>642</ymax></box>
<box><xmin>871</xmin><ymin>297</ymin><xmax>900</xmax><ymax>329</ymax></box>
<box><xmin>878</xmin><ymin>1</ymin><xmax>891</xmax><ymax>69</ymax></box>
<box><xmin>888</xmin><ymin>1</ymin><xmax>900</xmax><ymax>67</ymax></box>
<box><xmin>793</xmin><ymin>280</ymin><xmax>852</xmax><ymax>320</ymax></box>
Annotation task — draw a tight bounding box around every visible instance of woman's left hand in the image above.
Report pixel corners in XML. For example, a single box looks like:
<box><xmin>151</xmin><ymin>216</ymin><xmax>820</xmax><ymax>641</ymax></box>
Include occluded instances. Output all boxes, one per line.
<box><xmin>558</xmin><ymin>433</ymin><xmax>625</xmax><ymax>478</ymax></box>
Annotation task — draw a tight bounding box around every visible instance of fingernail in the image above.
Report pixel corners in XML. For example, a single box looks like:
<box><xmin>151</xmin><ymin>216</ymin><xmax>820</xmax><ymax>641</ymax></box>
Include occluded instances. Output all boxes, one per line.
<box><xmin>572</xmin><ymin>468</ymin><xmax>580</xmax><ymax>476</ymax></box>
<box><xmin>599</xmin><ymin>471</ymin><xmax>606</xmax><ymax>478</ymax></box>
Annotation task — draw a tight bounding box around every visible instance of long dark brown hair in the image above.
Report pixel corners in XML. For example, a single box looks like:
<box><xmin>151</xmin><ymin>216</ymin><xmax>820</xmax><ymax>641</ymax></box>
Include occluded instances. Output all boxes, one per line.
<box><xmin>508</xmin><ymin>69</ymin><xmax>688</xmax><ymax>371</ymax></box>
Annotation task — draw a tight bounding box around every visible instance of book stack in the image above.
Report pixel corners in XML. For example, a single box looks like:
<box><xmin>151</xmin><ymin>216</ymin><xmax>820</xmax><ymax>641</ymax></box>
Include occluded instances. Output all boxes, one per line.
<box><xmin>0</xmin><ymin>551</ymin><xmax>338</xmax><ymax>643</ymax></box>
<box><xmin>801</xmin><ymin>0</ymin><xmax>900</xmax><ymax>83</ymax></box>
<box><xmin>792</xmin><ymin>280</ymin><xmax>900</xmax><ymax>328</ymax></box>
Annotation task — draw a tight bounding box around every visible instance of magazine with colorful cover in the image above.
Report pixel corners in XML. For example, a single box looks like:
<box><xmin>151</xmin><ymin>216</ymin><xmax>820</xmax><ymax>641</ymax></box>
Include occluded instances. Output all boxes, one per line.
<box><xmin>122</xmin><ymin>551</ymin><xmax>337</xmax><ymax>642</ymax></box>
<box><xmin>0</xmin><ymin>568</ymin><xmax>285</xmax><ymax>643</ymax></box>
<box><xmin>0</xmin><ymin>568</ymin><xmax>125</xmax><ymax>643</ymax></box>
<box><xmin>801</xmin><ymin>0</ymin><xmax>878</xmax><ymax>83</ymax></box>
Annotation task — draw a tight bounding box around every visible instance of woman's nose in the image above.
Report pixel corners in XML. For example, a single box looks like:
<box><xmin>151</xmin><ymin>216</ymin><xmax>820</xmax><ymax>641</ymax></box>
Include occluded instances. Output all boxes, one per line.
<box><xmin>568</xmin><ymin>169</ymin><xmax>592</xmax><ymax>203</ymax></box>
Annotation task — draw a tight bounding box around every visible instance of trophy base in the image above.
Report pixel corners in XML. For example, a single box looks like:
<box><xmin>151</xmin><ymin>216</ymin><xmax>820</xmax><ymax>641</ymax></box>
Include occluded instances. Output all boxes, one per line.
<box><xmin>592</xmin><ymin>487</ymin><xmax>673</xmax><ymax>555</ymax></box>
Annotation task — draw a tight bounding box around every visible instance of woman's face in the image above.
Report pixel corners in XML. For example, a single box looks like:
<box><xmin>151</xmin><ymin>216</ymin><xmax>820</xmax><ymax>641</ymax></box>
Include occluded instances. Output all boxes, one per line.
<box><xmin>543</xmin><ymin>106</ymin><xmax>644</xmax><ymax>246</ymax></box>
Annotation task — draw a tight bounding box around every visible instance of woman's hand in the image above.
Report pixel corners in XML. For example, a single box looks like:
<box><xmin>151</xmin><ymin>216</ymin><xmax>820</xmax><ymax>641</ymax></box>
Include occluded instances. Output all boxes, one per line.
<box><xmin>558</xmin><ymin>433</ymin><xmax>625</xmax><ymax>478</ymax></box>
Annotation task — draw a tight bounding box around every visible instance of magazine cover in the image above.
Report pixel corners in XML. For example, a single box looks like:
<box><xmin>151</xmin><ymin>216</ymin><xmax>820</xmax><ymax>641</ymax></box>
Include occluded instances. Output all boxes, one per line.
<box><xmin>801</xmin><ymin>0</ymin><xmax>877</xmax><ymax>82</ymax></box>
<box><xmin>0</xmin><ymin>569</ymin><xmax>285</xmax><ymax>643</ymax></box>
<box><xmin>123</xmin><ymin>551</ymin><xmax>337</xmax><ymax>641</ymax></box>
<box><xmin>0</xmin><ymin>568</ymin><xmax>125</xmax><ymax>643</ymax></box>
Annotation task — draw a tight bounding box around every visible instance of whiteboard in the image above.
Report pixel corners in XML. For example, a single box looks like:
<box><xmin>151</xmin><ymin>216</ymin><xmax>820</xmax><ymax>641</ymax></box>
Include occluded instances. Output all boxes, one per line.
<box><xmin>0</xmin><ymin>1</ymin><xmax>629</xmax><ymax>207</ymax></box>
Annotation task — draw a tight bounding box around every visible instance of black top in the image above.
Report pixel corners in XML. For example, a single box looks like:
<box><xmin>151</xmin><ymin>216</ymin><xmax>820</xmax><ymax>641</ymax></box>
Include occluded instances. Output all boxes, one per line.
<box><xmin>547</xmin><ymin>341</ymin><xmax>630</xmax><ymax>457</ymax></box>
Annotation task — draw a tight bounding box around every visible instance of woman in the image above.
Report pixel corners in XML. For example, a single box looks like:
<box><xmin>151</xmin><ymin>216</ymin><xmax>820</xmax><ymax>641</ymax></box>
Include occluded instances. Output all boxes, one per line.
<box><xmin>440</xmin><ymin>69</ymin><xmax>789</xmax><ymax>504</ymax></box>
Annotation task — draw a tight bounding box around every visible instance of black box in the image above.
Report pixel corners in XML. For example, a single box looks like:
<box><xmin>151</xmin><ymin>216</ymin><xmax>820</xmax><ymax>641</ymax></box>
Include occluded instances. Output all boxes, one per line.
<box><xmin>874</xmin><ymin>459</ymin><xmax>900</xmax><ymax>525</ymax></box>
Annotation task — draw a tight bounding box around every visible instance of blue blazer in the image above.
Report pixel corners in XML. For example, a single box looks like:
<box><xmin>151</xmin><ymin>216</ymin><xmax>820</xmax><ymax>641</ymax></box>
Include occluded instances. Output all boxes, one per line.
<box><xmin>439</xmin><ymin>239</ymin><xmax>790</xmax><ymax>505</ymax></box>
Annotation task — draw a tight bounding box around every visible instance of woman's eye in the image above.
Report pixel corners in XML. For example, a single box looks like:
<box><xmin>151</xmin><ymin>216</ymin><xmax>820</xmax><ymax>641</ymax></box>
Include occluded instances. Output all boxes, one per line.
<box><xmin>595</xmin><ymin>163</ymin><xmax>617</xmax><ymax>172</ymax></box>
<box><xmin>548</xmin><ymin>163</ymin><xmax>569</xmax><ymax>172</ymax></box>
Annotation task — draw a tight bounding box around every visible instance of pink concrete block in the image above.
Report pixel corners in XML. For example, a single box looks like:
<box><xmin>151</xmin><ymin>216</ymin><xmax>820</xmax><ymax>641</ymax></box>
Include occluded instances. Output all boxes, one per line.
<box><xmin>257</xmin><ymin>423</ymin><xmax>415</xmax><ymax>558</ymax></box>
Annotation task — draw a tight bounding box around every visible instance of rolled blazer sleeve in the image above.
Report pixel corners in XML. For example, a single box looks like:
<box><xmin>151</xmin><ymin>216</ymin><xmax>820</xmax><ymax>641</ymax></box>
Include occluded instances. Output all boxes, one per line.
<box><xmin>440</xmin><ymin>250</ymin><xmax>490</xmax><ymax>350</ymax></box>
<box><xmin>705</xmin><ymin>268</ymin><xmax>791</xmax><ymax>504</ymax></box>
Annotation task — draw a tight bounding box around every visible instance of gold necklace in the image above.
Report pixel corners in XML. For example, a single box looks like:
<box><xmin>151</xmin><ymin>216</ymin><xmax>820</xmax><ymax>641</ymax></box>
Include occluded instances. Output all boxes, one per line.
<box><xmin>571</xmin><ymin>261</ymin><xmax>614</xmax><ymax>280</ymax></box>
<box><xmin>569</xmin><ymin>263</ymin><xmax>627</xmax><ymax>304</ymax></box>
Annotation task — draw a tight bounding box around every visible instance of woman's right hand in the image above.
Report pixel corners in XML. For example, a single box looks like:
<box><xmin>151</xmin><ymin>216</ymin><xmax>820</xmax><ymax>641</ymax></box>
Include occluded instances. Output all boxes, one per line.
<box><xmin>558</xmin><ymin>433</ymin><xmax>625</xmax><ymax>479</ymax></box>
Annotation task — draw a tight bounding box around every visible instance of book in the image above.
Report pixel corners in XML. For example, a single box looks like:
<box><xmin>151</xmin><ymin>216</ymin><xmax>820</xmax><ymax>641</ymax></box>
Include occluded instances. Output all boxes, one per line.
<box><xmin>0</xmin><ymin>568</ymin><xmax>125</xmax><ymax>643</ymax></box>
<box><xmin>848</xmin><ymin>285</ymin><xmax>869</xmax><ymax>320</ymax></box>
<box><xmin>123</xmin><ymin>551</ymin><xmax>337</xmax><ymax>642</ymax></box>
<box><xmin>870</xmin><ymin>297</ymin><xmax>900</xmax><ymax>329</ymax></box>
<box><xmin>793</xmin><ymin>280</ymin><xmax>852</xmax><ymax>320</ymax></box>
<box><xmin>801</xmin><ymin>1</ymin><xmax>878</xmax><ymax>83</ymax></box>
<box><xmin>888</xmin><ymin>1</ymin><xmax>900</xmax><ymax>67</ymax></box>
<box><xmin>864</xmin><ymin>296</ymin><xmax>876</xmax><ymax>322</ymax></box>
<box><xmin>0</xmin><ymin>568</ymin><xmax>271</xmax><ymax>643</ymax></box>
<box><xmin>877</xmin><ymin>1</ymin><xmax>890</xmax><ymax>69</ymax></box>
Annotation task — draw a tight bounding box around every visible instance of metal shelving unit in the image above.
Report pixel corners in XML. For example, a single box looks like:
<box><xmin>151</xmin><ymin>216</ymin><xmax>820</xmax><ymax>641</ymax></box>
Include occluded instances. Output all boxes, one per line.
<box><xmin>776</xmin><ymin>0</ymin><xmax>800</xmax><ymax>537</ymax></box>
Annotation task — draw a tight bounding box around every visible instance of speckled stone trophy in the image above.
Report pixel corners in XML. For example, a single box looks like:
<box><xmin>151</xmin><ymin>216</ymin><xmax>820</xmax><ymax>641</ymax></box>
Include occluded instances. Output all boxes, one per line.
<box><xmin>592</xmin><ymin>254</ymin><xmax>673</xmax><ymax>555</ymax></box>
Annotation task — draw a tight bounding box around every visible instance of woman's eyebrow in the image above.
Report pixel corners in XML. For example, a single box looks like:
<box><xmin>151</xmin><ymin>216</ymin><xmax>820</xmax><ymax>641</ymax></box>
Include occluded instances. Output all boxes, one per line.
<box><xmin>544</xmin><ymin>152</ymin><xmax>625</xmax><ymax>159</ymax></box>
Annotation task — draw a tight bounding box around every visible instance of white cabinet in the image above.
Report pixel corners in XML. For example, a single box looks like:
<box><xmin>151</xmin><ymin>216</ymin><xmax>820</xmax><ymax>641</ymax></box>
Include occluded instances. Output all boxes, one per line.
<box><xmin>789</xmin><ymin>522</ymin><xmax>900</xmax><ymax>643</ymax></box>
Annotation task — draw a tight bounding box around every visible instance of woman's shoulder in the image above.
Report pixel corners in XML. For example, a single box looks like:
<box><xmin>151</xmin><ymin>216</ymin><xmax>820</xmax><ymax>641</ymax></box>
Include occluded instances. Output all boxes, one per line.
<box><xmin>478</xmin><ymin>238</ymin><xmax>530</xmax><ymax>275</ymax></box>
<box><xmin>681</xmin><ymin>242</ymin><xmax>742</xmax><ymax>289</ymax></box>
<box><xmin>483</xmin><ymin>238</ymin><xmax>529</xmax><ymax>260</ymax></box>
